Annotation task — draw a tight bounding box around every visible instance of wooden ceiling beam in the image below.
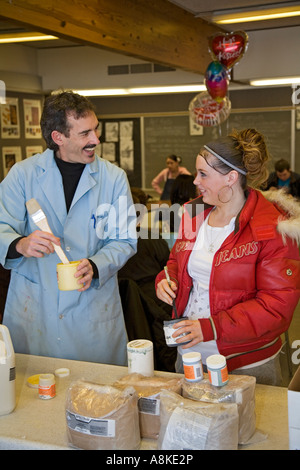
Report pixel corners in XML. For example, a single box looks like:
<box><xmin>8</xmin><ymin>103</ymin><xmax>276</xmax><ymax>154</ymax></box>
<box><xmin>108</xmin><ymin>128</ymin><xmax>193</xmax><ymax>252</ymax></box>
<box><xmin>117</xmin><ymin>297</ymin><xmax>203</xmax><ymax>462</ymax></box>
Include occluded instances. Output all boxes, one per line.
<box><xmin>0</xmin><ymin>0</ymin><xmax>221</xmax><ymax>75</ymax></box>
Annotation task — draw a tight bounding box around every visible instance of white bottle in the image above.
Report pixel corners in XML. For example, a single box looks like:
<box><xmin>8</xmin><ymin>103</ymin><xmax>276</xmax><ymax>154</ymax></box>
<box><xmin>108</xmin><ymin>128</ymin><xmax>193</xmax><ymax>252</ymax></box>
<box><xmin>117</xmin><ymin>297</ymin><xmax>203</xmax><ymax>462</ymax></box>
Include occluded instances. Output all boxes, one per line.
<box><xmin>206</xmin><ymin>354</ymin><xmax>229</xmax><ymax>387</ymax></box>
<box><xmin>0</xmin><ymin>325</ymin><xmax>16</xmax><ymax>415</ymax></box>
<box><xmin>182</xmin><ymin>352</ymin><xmax>203</xmax><ymax>382</ymax></box>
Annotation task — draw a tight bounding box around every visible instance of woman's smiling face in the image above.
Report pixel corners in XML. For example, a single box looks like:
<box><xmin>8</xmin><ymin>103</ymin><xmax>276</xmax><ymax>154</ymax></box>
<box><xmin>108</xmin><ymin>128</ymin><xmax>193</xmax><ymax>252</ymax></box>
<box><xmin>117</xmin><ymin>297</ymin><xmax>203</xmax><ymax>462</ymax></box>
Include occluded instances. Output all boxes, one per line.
<box><xmin>193</xmin><ymin>152</ymin><xmax>229</xmax><ymax>205</ymax></box>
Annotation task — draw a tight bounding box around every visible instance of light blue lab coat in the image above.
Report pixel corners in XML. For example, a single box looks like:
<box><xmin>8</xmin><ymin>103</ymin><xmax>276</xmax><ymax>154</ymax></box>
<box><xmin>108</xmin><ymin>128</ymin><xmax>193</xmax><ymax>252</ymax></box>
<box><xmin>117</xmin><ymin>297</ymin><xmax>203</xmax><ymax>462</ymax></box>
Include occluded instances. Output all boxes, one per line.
<box><xmin>0</xmin><ymin>150</ymin><xmax>137</xmax><ymax>365</ymax></box>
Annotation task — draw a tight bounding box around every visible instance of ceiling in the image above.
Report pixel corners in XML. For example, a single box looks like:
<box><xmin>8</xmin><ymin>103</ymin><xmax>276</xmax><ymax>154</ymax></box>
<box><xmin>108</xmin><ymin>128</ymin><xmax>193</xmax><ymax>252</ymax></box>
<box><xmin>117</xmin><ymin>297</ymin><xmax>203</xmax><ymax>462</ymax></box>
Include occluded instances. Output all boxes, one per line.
<box><xmin>169</xmin><ymin>0</ymin><xmax>300</xmax><ymax>31</ymax></box>
<box><xmin>0</xmin><ymin>1</ymin><xmax>300</xmax><ymax>49</ymax></box>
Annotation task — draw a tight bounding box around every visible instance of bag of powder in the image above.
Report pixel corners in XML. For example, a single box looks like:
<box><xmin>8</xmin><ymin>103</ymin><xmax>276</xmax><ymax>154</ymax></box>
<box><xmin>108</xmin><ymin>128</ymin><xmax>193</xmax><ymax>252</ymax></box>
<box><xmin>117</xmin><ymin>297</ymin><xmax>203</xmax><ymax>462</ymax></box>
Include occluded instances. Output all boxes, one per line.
<box><xmin>158</xmin><ymin>390</ymin><xmax>239</xmax><ymax>450</ymax></box>
<box><xmin>65</xmin><ymin>380</ymin><xmax>140</xmax><ymax>450</ymax></box>
<box><xmin>113</xmin><ymin>373</ymin><xmax>183</xmax><ymax>439</ymax></box>
<box><xmin>182</xmin><ymin>374</ymin><xmax>256</xmax><ymax>444</ymax></box>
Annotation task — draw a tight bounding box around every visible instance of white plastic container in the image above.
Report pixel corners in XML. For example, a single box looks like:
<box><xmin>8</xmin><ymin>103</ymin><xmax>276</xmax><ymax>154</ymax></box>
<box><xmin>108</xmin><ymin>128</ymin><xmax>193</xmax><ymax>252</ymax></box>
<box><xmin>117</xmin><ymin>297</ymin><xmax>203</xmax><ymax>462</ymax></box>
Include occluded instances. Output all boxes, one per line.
<box><xmin>38</xmin><ymin>373</ymin><xmax>56</xmax><ymax>399</ymax></box>
<box><xmin>0</xmin><ymin>325</ymin><xmax>16</xmax><ymax>416</ymax></box>
<box><xmin>183</xmin><ymin>352</ymin><xmax>203</xmax><ymax>382</ymax></box>
<box><xmin>163</xmin><ymin>318</ymin><xmax>191</xmax><ymax>347</ymax></box>
<box><xmin>127</xmin><ymin>340</ymin><xmax>154</xmax><ymax>377</ymax></box>
<box><xmin>206</xmin><ymin>354</ymin><xmax>229</xmax><ymax>387</ymax></box>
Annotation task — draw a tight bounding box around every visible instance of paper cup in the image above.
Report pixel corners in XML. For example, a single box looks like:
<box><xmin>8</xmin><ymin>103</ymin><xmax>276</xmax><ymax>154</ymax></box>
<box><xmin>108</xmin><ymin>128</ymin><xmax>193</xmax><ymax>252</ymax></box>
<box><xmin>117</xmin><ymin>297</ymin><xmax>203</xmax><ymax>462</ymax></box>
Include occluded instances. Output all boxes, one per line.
<box><xmin>127</xmin><ymin>339</ymin><xmax>154</xmax><ymax>377</ymax></box>
<box><xmin>163</xmin><ymin>317</ymin><xmax>191</xmax><ymax>347</ymax></box>
<box><xmin>57</xmin><ymin>261</ymin><xmax>83</xmax><ymax>291</ymax></box>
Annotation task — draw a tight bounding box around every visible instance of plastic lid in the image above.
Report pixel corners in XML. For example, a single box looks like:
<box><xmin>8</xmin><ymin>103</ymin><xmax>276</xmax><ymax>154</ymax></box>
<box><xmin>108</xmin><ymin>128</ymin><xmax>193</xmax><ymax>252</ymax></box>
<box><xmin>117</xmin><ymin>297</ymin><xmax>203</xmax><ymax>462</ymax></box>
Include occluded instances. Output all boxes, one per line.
<box><xmin>27</xmin><ymin>374</ymin><xmax>41</xmax><ymax>388</ymax></box>
<box><xmin>39</xmin><ymin>373</ymin><xmax>55</xmax><ymax>386</ymax></box>
<box><xmin>206</xmin><ymin>354</ymin><xmax>226</xmax><ymax>369</ymax></box>
<box><xmin>127</xmin><ymin>339</ymin><xmax>153</xmax><ymax>350</ymax></box>
<box><xmin>54</xmin><ymin>367</ymin><xmax>70</xmax><ymax>378</ymax></box>
<box><xmin>182</xmin><ymin>352</ymin><xmax>201</xmax><ymax>363</ymax></box>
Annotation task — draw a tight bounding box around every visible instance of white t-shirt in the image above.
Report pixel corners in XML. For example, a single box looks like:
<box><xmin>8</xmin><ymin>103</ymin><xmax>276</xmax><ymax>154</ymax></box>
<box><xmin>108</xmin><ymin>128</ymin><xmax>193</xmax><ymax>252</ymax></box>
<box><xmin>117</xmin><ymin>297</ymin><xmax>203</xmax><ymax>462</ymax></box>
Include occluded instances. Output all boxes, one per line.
<box><xmin>178</xmin><ymin>213</ymin><xmax>236</xmax><ymax>365</ymax></box>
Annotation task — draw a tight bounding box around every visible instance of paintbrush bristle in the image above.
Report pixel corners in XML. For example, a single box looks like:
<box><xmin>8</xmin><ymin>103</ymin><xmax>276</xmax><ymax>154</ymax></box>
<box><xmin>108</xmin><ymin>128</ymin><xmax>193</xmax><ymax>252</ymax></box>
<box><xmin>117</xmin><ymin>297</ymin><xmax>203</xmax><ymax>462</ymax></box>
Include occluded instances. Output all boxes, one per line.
<box><xmin>26</xmin><ymin>198</ymin><xmax>42</xmax><ymax>215</ymax></box>
<box><xmin>26</xmin><ymin>198</ymin><xmax>46</xmax><ymax>223</ymax></box>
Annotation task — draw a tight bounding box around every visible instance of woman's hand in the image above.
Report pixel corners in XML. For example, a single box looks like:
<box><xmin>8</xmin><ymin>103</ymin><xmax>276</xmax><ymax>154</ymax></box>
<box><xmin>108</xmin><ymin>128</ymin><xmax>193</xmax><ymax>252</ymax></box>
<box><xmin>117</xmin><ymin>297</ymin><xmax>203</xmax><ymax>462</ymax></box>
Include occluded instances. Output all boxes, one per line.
<box><xmin>156</xmin><ymin>278</ymin><xmax>177</xmax><ymax>306</ymax></box>
<box><xmin>172</xmin><ymin>319</ymin><xmax>203</xmax><ymax>348</ymax></box>
<box><xmin>75</xmin><ymin>259</ymin><xmax>94</xmax><ymax>291</ymax></box>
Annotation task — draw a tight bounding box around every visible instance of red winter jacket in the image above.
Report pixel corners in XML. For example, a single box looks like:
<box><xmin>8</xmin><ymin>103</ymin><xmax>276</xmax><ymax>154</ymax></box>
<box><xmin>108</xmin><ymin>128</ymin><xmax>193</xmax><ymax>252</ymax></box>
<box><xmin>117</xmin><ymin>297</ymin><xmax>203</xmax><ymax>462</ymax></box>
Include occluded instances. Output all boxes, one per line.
<box><xmin>155</xmin><ymin>188</ymin><xmax>300</xmax><ymax>371</ymax></box>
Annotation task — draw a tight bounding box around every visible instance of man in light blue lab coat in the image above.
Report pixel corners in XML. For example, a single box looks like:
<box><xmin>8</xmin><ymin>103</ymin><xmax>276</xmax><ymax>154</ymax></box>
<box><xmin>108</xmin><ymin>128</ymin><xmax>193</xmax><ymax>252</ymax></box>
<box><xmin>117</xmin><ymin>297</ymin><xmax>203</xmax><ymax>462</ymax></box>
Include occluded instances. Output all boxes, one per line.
<box><xmin>0</xmin><ymin>91</ymin><xmax>137</xmax><ymax>365</ymax></box>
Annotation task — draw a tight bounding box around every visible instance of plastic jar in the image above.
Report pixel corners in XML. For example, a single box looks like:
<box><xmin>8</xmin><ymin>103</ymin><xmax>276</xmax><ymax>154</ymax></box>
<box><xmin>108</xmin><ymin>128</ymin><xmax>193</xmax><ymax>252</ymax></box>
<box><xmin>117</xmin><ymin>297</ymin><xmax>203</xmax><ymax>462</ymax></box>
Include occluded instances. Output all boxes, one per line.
<box><xmin>163</xmin><ymin>318</ymin><xmax>191</xmax><ymax>347</ymax></box>
<box><xmin>206</xmin><ymin>354</ymin><xmax>228</xmax><ymax>387</ymax></box>
<box><xmin>127</xmin><ymin>340</ymin><xmax>154</xmax><ymax>377</ymax></box>
<box><xmin>0</xmin><ymin>325</ymin><xmax>16</xmax><ymax>416</ymax></box>
<box><xmin>38</xmin><ymin>373</ymin><xmax>56</xmax><ymax>399</ymax></box>
<box><xmin>182</xmin><ymin>352</ymin><xmax>203</xmax><ymax>382</ymax></box>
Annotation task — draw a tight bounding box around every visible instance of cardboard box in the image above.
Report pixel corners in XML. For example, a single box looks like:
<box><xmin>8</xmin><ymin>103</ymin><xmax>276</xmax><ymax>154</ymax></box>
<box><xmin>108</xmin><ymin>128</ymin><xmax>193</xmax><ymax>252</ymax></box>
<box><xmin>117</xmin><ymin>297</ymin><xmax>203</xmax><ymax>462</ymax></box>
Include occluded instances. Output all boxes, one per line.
<box><xmin>288</xmin><ymin>365</ymin><xmax>300</xmax><ymax>450</ymax></box>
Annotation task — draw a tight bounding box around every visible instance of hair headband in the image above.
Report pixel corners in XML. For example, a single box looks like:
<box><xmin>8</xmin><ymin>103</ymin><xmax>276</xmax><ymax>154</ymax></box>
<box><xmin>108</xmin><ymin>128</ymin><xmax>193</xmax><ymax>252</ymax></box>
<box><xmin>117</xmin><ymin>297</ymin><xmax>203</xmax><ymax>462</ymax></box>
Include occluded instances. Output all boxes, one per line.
<box><xmin>204</xmin><ymin>145</ymin><xmax>247</xmax><ymax>176</ymax></box>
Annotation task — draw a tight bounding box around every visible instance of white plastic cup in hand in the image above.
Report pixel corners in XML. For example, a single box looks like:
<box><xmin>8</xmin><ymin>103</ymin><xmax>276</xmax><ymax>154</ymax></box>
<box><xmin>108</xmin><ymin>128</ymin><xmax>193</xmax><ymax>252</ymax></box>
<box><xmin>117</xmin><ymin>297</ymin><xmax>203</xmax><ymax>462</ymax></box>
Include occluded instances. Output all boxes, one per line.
<box><xmin>163</xmin><ymin>317</ymin><xmax>191</xmax><ymax>347</ymax></box>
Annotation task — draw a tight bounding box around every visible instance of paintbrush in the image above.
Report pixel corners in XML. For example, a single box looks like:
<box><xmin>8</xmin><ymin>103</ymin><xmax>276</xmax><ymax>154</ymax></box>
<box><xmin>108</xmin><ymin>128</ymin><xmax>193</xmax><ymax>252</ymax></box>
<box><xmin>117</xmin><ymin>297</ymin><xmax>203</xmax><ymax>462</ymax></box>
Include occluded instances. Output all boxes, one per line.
<box><xmin>26</xmin><ymin>198</ymin><xmax>69</xmax><ymax>264</ymax></box>
<box><xmin>164</xmin><ymin>266</ymin><xmax>178</xmax><ymax>319</ymax></box>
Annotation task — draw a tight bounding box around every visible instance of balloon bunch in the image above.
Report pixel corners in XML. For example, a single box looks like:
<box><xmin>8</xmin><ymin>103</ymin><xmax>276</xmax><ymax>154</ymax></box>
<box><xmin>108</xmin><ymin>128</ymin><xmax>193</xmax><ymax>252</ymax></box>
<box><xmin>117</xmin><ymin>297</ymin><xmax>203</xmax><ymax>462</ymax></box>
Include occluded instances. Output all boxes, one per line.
<box><xmin>189</xmin><ymin>31</ymin><xmax>248</xmax><ymax>127</ymax></box>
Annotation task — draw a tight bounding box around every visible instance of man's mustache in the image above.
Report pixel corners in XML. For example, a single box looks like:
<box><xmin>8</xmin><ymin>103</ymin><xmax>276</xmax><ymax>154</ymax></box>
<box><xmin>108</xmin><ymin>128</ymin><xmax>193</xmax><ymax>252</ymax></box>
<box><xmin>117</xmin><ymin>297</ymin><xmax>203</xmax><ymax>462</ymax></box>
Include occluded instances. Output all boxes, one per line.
<box><xmin>83</xmin><ymin>144</ymin><xmax>97</xmax><ymax>150</ymax></box>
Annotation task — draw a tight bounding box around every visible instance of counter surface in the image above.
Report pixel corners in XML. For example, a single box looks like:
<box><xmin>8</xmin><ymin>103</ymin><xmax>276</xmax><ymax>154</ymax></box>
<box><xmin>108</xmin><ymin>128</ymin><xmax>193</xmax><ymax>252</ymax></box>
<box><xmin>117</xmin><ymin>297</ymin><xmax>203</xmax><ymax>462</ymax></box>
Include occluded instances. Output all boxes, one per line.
<box><xmin>0</xmin><ymin>354</ymin><xmax>289</xmax><ymax>450</ymax></box>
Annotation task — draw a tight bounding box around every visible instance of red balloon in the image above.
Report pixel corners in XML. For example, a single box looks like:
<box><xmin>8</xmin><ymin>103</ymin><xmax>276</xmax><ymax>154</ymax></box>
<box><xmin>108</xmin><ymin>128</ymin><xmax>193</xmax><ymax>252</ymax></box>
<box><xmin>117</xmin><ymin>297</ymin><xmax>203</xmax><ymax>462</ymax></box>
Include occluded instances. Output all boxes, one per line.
<box><xmin>189</xmin><ymin>91</ymin><xmax>231</xmax><ymax>127</ymax></box>
<box><xmin>208</xmin><ymin>31</ymin><xmax>248</xmax><ymax>70</ymax></box>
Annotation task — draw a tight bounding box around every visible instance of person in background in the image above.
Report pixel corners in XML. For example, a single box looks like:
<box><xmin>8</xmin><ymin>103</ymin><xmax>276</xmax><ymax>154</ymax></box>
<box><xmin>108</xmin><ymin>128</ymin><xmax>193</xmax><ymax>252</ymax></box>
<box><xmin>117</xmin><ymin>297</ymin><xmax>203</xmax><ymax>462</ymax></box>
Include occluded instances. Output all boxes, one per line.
<box><xmin>170</xmin><ymin>174</ymin><xmax>198</xmax><ymax>207</ymax></box>
<box><xmin>0</xmin><ymin>265</ymin><xmax>10</xmax><ymax>324</ymax></box>
<box><xmin>264</xmin><ymin>158</ymin><xmax>300</xmax><ymax>199</ymax></box>
<box><xmin>118</xmin><ymin>187</ymin><xmax>176</xmax><ymax>372</ymax></box>
<box><xmin>169</xmin><ymin>174</ymin><xmax>198</xmax><ymax>230</ymax></box>
<box><xmin>156</xmin><ymin>128</ymin><xmax>300</xmax><ymax>386</ymax></box>
<box><xmin>162</xmin><ymin>174</ymin><xmax>198</xmax><ymax>250</ymax></box>
<box><xmin>0</xmin><ymin>90</ymin><xmax>136</xmax><ymax>366</ymax></box>
<box><xmin>151</xmin><ymin>154</ymin><xmax>191</xmax><ymax>200</ymax></box>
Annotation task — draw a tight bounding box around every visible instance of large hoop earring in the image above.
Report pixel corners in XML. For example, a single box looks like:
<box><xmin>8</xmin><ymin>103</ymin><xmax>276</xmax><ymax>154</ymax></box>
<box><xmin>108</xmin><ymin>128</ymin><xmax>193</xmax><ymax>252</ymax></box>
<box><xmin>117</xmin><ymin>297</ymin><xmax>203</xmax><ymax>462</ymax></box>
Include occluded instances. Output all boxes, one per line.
<box><xmin>218</xmin><ymin>185</ymin><xmax>233</xmax><ymax>203</ymax></box>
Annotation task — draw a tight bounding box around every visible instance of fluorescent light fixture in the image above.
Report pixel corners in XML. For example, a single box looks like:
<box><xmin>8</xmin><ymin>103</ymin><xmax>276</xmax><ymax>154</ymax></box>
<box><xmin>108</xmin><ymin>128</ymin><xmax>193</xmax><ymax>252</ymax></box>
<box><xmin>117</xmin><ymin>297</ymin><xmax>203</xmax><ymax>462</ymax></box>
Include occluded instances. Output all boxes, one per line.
<box><xmin>74</xmin><ymin>84</ymin><xmax>206</xmax><ymax>97</ymax></box>
<box><xmin>214</xmin><ymin>5</ymin><xmax>300</xmax><ymax>24</ymax></box>
<box><xmin>129</xmin><ymin>85</ymin><xmax>205</xmax><ymax>94</ymax></box>
<box><xmin>74</xmin><ymin>89</ymin><xmax>130</xmax><ymax>96</ymax></box>
<box><xmin>0</xmin><ymin>32</ymin><xmax>58</xmax><ymax>43</ymax></box>
<box><xmin>250</xmin><ymin>77</ymin><xmax>300</xmax><ymax>86</ymax></box>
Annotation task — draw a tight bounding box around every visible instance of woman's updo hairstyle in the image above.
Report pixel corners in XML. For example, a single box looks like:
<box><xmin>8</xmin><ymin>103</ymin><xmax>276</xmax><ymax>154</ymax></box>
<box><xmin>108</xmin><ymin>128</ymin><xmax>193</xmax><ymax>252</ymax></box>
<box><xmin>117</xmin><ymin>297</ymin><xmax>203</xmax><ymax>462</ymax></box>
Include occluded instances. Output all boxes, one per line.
<box><xmin>167</xmin><ymin>154</ymin><xmax>182</xmax><ymax>164</ymax></box>
<box><xmin>204</xmin><ymin>128</ymin><xmax>270</xmax><ymax>189</ymax></box>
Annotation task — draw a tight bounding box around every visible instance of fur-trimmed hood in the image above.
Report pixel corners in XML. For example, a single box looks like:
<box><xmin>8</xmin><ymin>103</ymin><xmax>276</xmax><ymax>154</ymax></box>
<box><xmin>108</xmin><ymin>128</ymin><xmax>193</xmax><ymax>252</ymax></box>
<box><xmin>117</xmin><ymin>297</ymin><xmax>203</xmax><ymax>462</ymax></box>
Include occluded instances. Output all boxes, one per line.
<box><xmin>262</xmin><ymin>189</ymin><xmax>300</xmax><ymax>245</ymax></box>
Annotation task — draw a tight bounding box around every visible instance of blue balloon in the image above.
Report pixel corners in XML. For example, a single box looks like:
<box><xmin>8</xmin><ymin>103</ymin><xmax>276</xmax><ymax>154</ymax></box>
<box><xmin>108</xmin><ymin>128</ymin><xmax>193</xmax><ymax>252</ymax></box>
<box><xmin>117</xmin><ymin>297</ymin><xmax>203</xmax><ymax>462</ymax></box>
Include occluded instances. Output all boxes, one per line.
<box><xmin>205</xmin><ymin>61</ymin><xmax>228</xmax><ymax>102</ymax></box>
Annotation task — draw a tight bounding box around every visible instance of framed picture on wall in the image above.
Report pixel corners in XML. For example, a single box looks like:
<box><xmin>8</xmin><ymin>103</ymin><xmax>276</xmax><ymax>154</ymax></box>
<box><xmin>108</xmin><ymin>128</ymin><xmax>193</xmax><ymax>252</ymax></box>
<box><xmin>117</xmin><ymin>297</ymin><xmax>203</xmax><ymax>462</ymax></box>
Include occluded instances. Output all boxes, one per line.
<box><xmin>25</xmin><ymin>146</ymin><xmax>44</xmax><ymax>158</ymax></box>
<box><xmin>2</xmin><ymin>146</ymin><xmax>22</xmax><ymax>178</ymax></box>
<box><xmin>189</xmin><ymin>115</ymin><xmax>203</xmax><ymax>135</ymax></box>
<box><xmin>23</xmin><ymin>99</ymin><xmax>42</xmax><ymax>139</ymax></box>
<box><xmin>0</xmin><ymin>97</ymin><xmax>20</xmax><ymax>139</ymax></box>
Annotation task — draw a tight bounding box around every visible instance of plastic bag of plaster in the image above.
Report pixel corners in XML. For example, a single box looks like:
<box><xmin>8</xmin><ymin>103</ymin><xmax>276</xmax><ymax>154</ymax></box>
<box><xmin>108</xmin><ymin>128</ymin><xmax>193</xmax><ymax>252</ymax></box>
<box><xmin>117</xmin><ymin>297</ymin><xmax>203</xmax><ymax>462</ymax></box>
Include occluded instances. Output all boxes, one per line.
<box><xmin>65</xmin><ymin>380</ymin><xmax>140</xmax><ymax>450</ymax></box>
<box><xmin>113</xmin><ymin>373</ymin><xmax>183</xmax><ymax>439</ymax></box>
<box><xmin>182</xmin><ymin>374</ymin><xmax>256</xmax><ymax>445</ymax></box>
<box><xmin>158</xmin><ymin>390</ymin><xmax>239</xmax><ymax>450</ymax></box>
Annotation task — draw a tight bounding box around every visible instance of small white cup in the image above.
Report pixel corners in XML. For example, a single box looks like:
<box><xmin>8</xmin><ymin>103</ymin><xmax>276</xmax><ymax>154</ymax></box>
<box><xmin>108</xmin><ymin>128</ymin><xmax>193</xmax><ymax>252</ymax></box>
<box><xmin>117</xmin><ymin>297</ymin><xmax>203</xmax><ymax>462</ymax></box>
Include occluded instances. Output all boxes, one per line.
<box><xmin>163</xmin><ymin>317</ymin><xmax>191</xmax><ymax>347</ymax></box>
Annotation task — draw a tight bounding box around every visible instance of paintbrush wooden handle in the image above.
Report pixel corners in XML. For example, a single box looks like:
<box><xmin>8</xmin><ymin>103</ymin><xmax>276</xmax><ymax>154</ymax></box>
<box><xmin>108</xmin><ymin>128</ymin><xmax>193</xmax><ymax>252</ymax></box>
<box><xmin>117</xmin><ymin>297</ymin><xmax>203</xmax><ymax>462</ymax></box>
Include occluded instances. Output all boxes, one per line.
<box><xmin>53</xmin><ymin>245</ymin><xmax>70</xmax><ymax>265</ymax></box>
<box><xmin>31</xmin><ymin>215</ymin><xmax>69</xmax><ymax>264</ymax></box>
<box><xmin>26</xmin><ymin>198</ymin><xmax>69</xmax><ymax>264</ymax></box>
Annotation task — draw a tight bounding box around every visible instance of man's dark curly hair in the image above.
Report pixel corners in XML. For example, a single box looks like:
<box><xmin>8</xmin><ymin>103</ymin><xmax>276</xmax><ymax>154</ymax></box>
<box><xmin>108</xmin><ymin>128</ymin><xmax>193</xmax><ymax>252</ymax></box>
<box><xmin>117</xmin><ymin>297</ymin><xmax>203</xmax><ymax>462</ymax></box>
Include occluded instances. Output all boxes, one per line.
<box><xmin>40</xmin><ymin>90</ymin><xmax>96</xmax><ymax>151</ymax></box>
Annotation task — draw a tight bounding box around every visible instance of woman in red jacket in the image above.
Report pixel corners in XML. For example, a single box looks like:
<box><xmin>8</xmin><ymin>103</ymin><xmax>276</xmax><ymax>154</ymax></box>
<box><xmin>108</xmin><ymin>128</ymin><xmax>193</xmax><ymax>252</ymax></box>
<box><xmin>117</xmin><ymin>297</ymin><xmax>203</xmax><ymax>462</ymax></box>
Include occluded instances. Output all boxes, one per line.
<box><xmin>156</xmin><ymin>128</ymin><xmax>300</xmax><ymax>385</ymax></box>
